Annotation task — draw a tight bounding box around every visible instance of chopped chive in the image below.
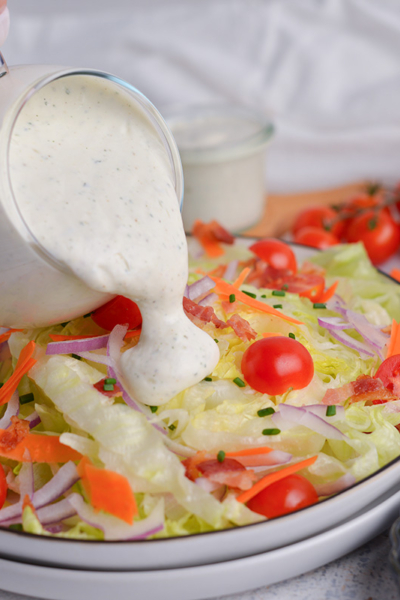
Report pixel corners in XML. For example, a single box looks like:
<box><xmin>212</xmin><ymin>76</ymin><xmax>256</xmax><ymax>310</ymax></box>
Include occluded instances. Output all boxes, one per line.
<box><xmin>204</xmin><ymin>376</ymin><xmax>212</xmax><ymax>382</ymax></box>
<box><xmin>272</xmin><ymin>290</ymin><xmax>285</xmax><ymax>297</ymax></box>
<box><xmin>281</xmin><ymin>284</ymin><xmax>289</xmax><ymax>290</ymax></box>
<box><xmin>19</xmin><ymin>393</ymin><xmax>34</xmax><ymax>405</ymax></box>
<box><xmin>103</xmin><ymin>383</ymin><xmax>114</xmax><ymax>392</ymax></box>
<box><xmin>229</xmin><ymin>293</ymin><xmax>236</xmax><ymax>303</ymax></box>
<box><xmin>313</xmin><ymin>303</ymin><xmax>327</xmax><ymax>309</ymax></box>
<box><xmin>150</xmin><ymin>406</ymin><xmax>158</xmax><ymax>413</ymax></box>
<box><xmin>0</xmin><ymin>383</ymin><xmax>3</xmax><ymax>389</ymax></box>
<box><xmin>233</xmin><ymin>377</ymin><xmax>246</xmax><ymax>388</ymax></box>
<box><xmin>326</xmin><ymin>406</ymin><xmax>336</xmax><ymax>417</ymax></box>
<box><xmin>214</xmin><ymin>339</ymin><xmax>219</xmax><ymax>343</ymax></box>
<box><xmin>242</xmin><ymin>290</ymin><xmax>257</xmax><ymax>299</ymax></box>
<box><xmin>105</xmin><ymin>378</ymin><xmax>116</xmax><ymax>385</ymax></box>
<box><xmin>261</xmin><ymin>294</ymin><xmax>267</xmax><ymax>298</ymax></box>
<box><xmin>83</xmin><ymin>312</ymin><xmax>92</xmax><ymax>318</ymax></box>
<box><xmin>288</xmin><ymin>332</ymin><xmax>296</xmax><ymax>339</ymax></box>
<box><xmin>8</xmin><ymin>524</ymin><xmax>23</xmax><ymax>532</ymax></box>
<box><xmin>217</xmin><ymin>450</ymin><xmax>225</xmax><ymax>463</ymax></box>
<box><xmin>257</xmin><ymin>407</ymin><xmax>275</xmax><ymax>417</ymax></box>
<box><xmin>169</xmin><ymin>423</ymin><xmax>176</xmax><ymax>431</ymax></box>
<box><xmin>262</xmin><ymin>428</ymin><xmax>281</xmax><ymax>436</ymax></box>
<box><xmin>71</xmin><ymin>353</ymin><xmax>82</xmax><ymax>361</ymax></box>
<box><xmin>273</xmin><ymin>304</ymin><xmax>282</xmax><ymax>309</ymax></box>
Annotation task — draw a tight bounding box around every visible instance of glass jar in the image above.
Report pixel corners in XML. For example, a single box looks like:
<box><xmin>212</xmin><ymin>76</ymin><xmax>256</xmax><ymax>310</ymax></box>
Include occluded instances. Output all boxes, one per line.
<box><xmin>0</xmin><ymin>55</ymin><xmax>183</xmax><ymax>327</ymax></box>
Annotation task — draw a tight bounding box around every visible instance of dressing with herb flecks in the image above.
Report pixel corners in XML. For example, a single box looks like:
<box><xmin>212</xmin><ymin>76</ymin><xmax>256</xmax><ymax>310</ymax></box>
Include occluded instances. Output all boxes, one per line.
<box><xmin>9</xmin><ymin>74</ymin><xmax>219</xmax><ymax>405</ymax></box>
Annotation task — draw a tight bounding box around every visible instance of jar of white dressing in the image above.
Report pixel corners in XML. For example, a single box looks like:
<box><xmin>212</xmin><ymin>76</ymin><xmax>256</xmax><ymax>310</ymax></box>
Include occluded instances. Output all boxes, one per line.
<box><xmin>0</xmin><ymin>58</ymin><xmax>183</xmax><ymax>328</ymax></box>
<box><xmin>166</xmin><ymin>105</ymin><xmax>273</xmax><ymax>233</ymax></box>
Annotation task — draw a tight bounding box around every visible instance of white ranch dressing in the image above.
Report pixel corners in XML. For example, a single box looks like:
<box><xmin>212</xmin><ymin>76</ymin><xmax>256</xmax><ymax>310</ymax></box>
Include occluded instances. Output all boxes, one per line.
<box><xmin>8</xmin><ymin>74</ymin><xmax>219</xmax><ymax>405</ymax></box>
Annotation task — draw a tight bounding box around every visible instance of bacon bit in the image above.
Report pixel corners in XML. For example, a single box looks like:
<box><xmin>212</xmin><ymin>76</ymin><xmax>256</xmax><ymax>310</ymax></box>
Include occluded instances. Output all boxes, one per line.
<box><xmin>183</xmin><ymin>297</ymin><xmax>228</xmax><ymax>329</ymax></box>
<box><xmin>349</xmin><ymin>375</ymin><xmax>397</xmax><ymax>405</ymax></box>
<box><xmin>93</xmin><ymin>378</ymin><xmax>123</xmax><ymax>398</ymax></box>
<box><xmin>322</xmin><ymin>383</ymin><xmax>354</xmax><ymax>405</ymax></box>
<box><xmin>204</xmin><ymin>221</ymin><xmax>235</xmax><ymax>245</ymax></box>
<box><xmin>221</xmin><ymin>300</ymin><xmax>240</xmax><ymax>315</ymax></box>
<box><xmin>0</xmin><ymin>416</ymin><xmax>30</xmax><ymax>452</ymax></box>
<box><xmin>226</xmin><ymin>314</ymin><xmax>257</xmax><ymax>342</ymax></box>
<box><xmin>197</xmin><ymin>459</ymin><xmax>257</xmax><ymax>491</ymax></box>
<box><xmin>182</xmin><ymin>451</ymin><xmax>212</xmax><ymax>481</ymax></box>
<box><xmin>382</xmin><ymin>325</ymin><xmax>392</xmax><ymax>335</ymax></box>
<box><xmin>300</xmin><ymin>261</ymin><xmax>326</xmax><ymax>277</ymax></box>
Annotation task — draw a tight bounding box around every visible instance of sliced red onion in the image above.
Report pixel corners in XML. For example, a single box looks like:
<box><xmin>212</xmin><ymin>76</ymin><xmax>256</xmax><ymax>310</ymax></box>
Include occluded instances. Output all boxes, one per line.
<box><xmin>107</xmin><ymin>325</ymin><xmax>167</xmax><ymax>434</ymax></box>
<box><xmin>0</xmin><ymin>461</ymin><xmax>79</xmax><ymax>523</ymax></box>
<box><xmin>314</xmin><ymin>473</ymin><xmax>356</xmax><ymax>497</ymax></box>
<box><xmin>328</xmin><ymin>329</ymin><xmax>375</xmax><ymax>358</ymax></box>
<box><xmin>279</xmin><ymin>404</ymin><xmax>347</xmax><ymax>440</ymax></box>
<box><xmin>0</xmin><ymin>391</ymin><xmax>19</xmax><ymax>429</ymax></box>
<box><xmin>25</xmin><ymin>411</ymin><xmax>41</xmax><ymax>429</ymax></box>
<box><xmin>198</xmin><ymin>292</ymin><xmax>219</xmax><ymax>307</ymax></box>
<box><xmin>317</xmin><ymin>317</ymin><xmax>349</xmax><ymax>331</ymax></box>
<box><xmin>1</xmin><ymin>498</ymin><xmax>77</xmax><ymax>528</ymax></box>
<box><xmin>68</xmin><ymin>494</ymin><xmax>164</xmax><ymax>541</ymax></box>
<box><xmin>304</xmin><ymin>404</ymin><xmax>345</xmax><ymax>422</ymax></box>
<box><xmin>187</xmin><ymin>276</ymin><xmax>215</xmax><ymax>301</ymax></box>
<box><xmin>342</xmin><ymin>309</ymin><xmax>388</xmax><ymax>359</ymax></box>
<box><xmin>224</xmin><ymin>260</ymin><xmax>239</xmax><ymax>282</ymax></box>
<box><xmin>46</xmin><ymin>335</ymin><xmax>110</xmax><ymax>356</ymax></box>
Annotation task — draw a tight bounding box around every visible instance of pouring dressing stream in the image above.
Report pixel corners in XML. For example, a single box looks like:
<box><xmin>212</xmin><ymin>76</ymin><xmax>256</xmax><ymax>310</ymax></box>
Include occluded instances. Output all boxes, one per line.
<box><xmin>7</xmin><ymin>74</ymin><xmax>219</xmax><ymax>405</ymax></box>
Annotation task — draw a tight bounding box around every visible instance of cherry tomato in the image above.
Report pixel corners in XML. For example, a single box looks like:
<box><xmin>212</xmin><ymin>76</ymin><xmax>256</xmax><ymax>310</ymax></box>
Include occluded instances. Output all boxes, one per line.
<box><xmin>246</xmin><ymin>474</ymin><xmax>318</xmax><ymax>519</ymax></box>
<box><xmin>0</xmin><ymin>464</ymin><xmax>7</xmax><ymax>509</ymax></box>
<box><xmin>346</xmin><ymin>210</ymin><xmax>400</xmax><ymax>265</ymax></box>
<box><xmin>340</xmin><ymin>192</ymin><xmax>389</xmax><ymax>239</ymax></box>
<box><xmin>91</xmin><ymin>296</ymin><xmax>142</xmax><ymax>331</ymax></box>
<box><xmin>292</xmin><ymin>206</ymin><xmax>344</xmax><ymax>239</ymax></box>
<box><xmin>249</xmin><ymin>239</ymin><xmax>297</xmax><ymax>274</ymax></box>
<box><xmin>374</xmin><ymin>355</ymin><xmax>400</xmax><ymax>392</ymax></box>
<box><xmin>241</xmin><ymin>337</ymin><xmax>314</xmax><ymax>395</ymax></box>
<box><xmin>293</xmin><ymin>226</ymin><xmax>339</xmax><ymax>250</ymax></box>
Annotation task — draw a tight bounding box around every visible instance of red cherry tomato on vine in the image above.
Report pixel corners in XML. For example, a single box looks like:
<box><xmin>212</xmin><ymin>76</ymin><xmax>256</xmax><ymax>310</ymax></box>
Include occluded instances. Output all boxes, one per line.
<box><xmin>241</xmin><ymin>337</ymin><xmax>314</xmax><ymax>395</ymax></box>
<box><xmin>249</xmin><ymin>239</ymin><xmax>297</xmax><ymax>274</ymax></box>
<box><xmin>346</xmin><ymin>210</ymin><xmax>400</xmax><ymax>265</ymax></box>
<box><xmin>246</xmin><ymin>474</ymin><xmax>318</xmax><ymax>519</ymax></box>
<box><xmin>294</xmin><ymin>226</ymin><xmax>339</xmax><ymax>249</ymax></box>
<box><xmin>292</xmin><ymin>206</ymin><xmax>344</xmax><ymax>239</ymax></box>
<box><xmin>374</xmin><ymin>355</ymin><xmax>400</xmax><ymax>392</ymax></box>
<box><xmin>91</xmin><ymin>296</ymin><xmax>142</xmax><ymax>331</ymax></box>
<box><xmin>0</xmin><ymin>464</ymin><xmax>7</xmax><ymax>509</ymax></box>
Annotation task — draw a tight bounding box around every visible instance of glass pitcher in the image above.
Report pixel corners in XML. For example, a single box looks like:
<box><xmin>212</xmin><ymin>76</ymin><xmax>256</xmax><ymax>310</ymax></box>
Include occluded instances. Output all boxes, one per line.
<box><xmin>0</xmin><ymin>53</ymin><xmax>183</xmax><ymax>328</ymax></box>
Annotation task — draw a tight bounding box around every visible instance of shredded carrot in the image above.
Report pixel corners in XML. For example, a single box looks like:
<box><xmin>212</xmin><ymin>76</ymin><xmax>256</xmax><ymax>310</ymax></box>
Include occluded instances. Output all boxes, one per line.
<box><xmin>49</xmin><ymin>334</ymin><xmax>100</xmax><ymax>341</ymax></box>
<box><xmin>318</xmin><ymin>281</ymin><xmax>339</xmax><ymax>304</ymax></box>
<box><xmin>22</xmin><ymin>494</ymin><xmax>37</xmax><ymax>517</ymax></box>
<box><xmin>192</xmin><ymin>220</ymin><xmax>225</xmax><ymax>258</ymax></box>
<box><xmin>0</xmin><ymin>433</ymin><xmax>82</xmax><ymax>463</ymax></box>
<box><xmin>225</xmin><ymin>447</ymin><xmax>273</xmax><ymax>458</ymax></box>
<box><xmin>124</xmin><ymin>329</ymin><xmax>142</xmax><ymax>339</ymax></box>
<box><xmin>78</xmin><ymin>456</ymin><xmax>137</xmax><ymax>524</ymax></box>
<box><xmin>262</xmin><ymin>332</ymin><xmax>285</xmax><ymax>338</ymax></box>
<box><xmin>0</xmin><ymin>341</ymin><xmax>37</xmax><ymax>407</ymax></box>
<box><xmin>387</xmin><ymin>319</ymin><xmax>400</xmax><ymax>358</ymax></box>
<box><xmin>210</xmin><ymin>277</ymin><xmax>302</xmax><ymax>326</ymax></box>
<box><xmin>236</xmin><ymin>455</ymin><xmax>318</xmax><ymax>504</ymax></box>
<box><xmin>0</xmin><ymin>329</ymin><xmax>24</xmax><ymax>345</ymax></box>
<box><xmin>232</xmin><ymin>267</ymin><xmax>252</xmax><ymax>289</ymax></box>
<box><xmin>390</xmin><ymin>268</ymin><xmax>400</xmax><ymax>283</ymax></box>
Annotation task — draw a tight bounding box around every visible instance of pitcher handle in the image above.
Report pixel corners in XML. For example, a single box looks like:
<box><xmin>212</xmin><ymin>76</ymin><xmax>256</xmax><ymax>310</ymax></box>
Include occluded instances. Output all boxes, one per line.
<box><xmin>0</xmin><ymin>51</ymin><xmax>8</xmax><ymax>78</ymax></box>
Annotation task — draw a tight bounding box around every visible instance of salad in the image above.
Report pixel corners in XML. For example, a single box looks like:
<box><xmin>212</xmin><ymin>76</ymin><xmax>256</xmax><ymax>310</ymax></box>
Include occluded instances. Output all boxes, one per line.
<box><xmin>1</xmin><ymin>228</ymin><xmax>400</xmax><ymax>541</ymax></box>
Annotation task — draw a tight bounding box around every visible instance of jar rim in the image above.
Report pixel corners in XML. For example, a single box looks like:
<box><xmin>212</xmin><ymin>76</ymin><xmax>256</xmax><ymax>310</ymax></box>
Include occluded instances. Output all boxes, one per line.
<box><xmin>165</xmin><ymin>104</ymin><xmax>274</xmax><ymax>165</ymax></box>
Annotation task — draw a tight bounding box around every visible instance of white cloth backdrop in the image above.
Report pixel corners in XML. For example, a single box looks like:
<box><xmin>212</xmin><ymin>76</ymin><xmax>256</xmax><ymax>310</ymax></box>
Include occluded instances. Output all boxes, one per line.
<box><xmin>2</xmin><ymin>0</ymin><xmax>400</xmax><ymax>193</ymax></box>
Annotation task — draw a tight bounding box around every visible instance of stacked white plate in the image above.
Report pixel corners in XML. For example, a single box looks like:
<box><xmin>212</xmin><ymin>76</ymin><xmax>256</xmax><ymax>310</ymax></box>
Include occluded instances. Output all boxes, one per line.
<box><xmin>1</xmin><ymin>243</ymin><xmax>399</xmax><ymax>599</ymax></box>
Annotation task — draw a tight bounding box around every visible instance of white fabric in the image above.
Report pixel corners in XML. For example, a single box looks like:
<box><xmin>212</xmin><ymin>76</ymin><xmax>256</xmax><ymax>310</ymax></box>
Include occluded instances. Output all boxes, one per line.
<box><xmin>2</xmin><ymin>0</ymin><xmax>400</xmax><ymax>193</ymax></box>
